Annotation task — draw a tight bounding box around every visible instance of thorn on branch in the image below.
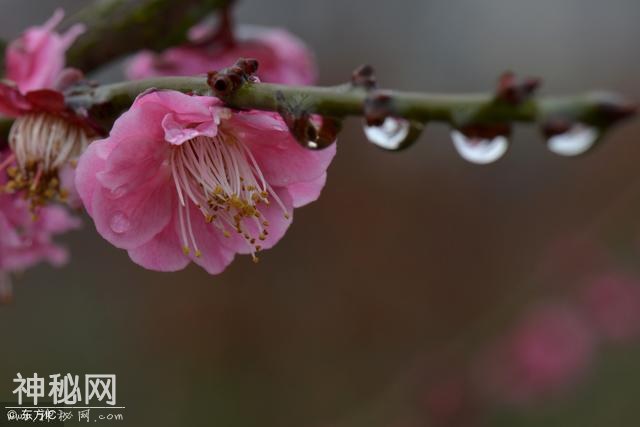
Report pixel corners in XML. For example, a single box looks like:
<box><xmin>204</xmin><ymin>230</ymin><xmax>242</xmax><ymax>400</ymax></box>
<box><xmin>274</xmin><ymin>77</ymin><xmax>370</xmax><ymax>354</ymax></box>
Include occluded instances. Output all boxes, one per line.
<box><xmin>496</xmin><ymin>71</ymin><xmax>541</xmax><ymax>105</ymax></box>
<box><xmin>351</xmin><ymin>64</ymin><xmax>377</xmax><ymax>90</ymax></box>
<box><xmin>350</xmin><ymin>65</ymin><xmax>397</xmax><ymax>126</ymax></box>
<box><xmin>351</xmin><ymin>64</ymin><xmax>427</xmax><ymax>151</ymax></box>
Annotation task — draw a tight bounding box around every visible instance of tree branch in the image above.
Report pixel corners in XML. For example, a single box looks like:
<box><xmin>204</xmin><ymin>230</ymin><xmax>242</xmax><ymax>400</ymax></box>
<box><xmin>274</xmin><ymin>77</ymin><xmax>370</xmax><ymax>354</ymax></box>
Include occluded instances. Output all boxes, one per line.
<box><xmin>62</xmin><ymin>0</ymin><xmax>231</xmax><ymax>73</ymax></box>
<box><xmin>64</xmin><ymin>75</ymin><xmax>637</xmax><ymax>141</ymax></box>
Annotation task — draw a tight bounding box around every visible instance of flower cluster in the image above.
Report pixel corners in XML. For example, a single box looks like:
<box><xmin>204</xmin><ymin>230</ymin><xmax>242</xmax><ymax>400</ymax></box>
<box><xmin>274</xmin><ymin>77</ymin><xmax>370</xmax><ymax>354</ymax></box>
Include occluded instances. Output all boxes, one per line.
<box><xmin>0</xmin><ymin>7</ymin><xmax>332</xmax><ymax>299</ymax></box>
<box><xmin>0</xmin><ymin>9</ymin><xmax>93</xmax><ymax>209</ymax></box>
<box><xmin>0</xmin><ymin>150</ymin><xmax>81</xmax><ymax>303</ymax></box>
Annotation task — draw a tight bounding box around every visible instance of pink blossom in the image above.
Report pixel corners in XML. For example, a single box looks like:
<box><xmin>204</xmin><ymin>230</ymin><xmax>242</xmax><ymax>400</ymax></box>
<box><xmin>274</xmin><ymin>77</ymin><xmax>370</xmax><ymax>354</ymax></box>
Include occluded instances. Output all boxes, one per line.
<box><xmin>5</xmin><ymin>9</ymin><xmax>85</xmax><ymax>93</ymax></box>
<box><xmin>581</xmin><ymin>274</ymin><xmax>640</xmax><ymax>343</ymax></box>
<box><xmin>0</xmin><ymin>10</ymin><xmax>92</xmax><ymax>209</ymax></box>
<box><xmin>477</xmin><ymin>304</ymin><xmax>595</xmax><ymax>405</ymax></box>
<box><xmin>126</xmin><ymin>25</ymin><xmax>316</xmax><ymax>84</ymax></box>
<box><xmin>0</xmin><ymin>150</ymin><xmax>81</xmax><ymax>302</ymax></box>
<box><xmin>75</xmin><ymin>90</ymin><xmax>335</xmax><ymax>274</ymax></box>
<box><xmin>0</xmin><ymin>87</ymin><xmax>98</xmax><ymax>208</ymax></box>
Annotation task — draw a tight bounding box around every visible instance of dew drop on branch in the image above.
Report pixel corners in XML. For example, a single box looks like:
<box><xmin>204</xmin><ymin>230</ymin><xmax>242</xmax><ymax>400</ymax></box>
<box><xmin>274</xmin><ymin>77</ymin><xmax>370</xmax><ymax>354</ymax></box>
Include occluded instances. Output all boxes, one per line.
<box><xmin>363</xmin><ymin>118</ymin><xmax>411</xmax><ymax>150</ymax></box>
<box><xmin>450</xmin><ymin>130</ymin><xmax>509</xmax><ymax>164</ymax></box>
<box><xmin>109</xmin><ymin>211</ymin><xmax>131</xmax><ymax>234</ymax></box>
<box><xmin>546</xmin><ymin>124</ymin><xmax>599</xmax><ymax>156</ymax></box>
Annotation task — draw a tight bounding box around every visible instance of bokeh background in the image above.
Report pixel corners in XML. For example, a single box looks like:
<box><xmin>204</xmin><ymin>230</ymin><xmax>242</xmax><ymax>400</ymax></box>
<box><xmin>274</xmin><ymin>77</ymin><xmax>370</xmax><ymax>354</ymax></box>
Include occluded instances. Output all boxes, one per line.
<box><xmin>2</xmin><ymin>0</ymin><xmax>640</xmax><ymax>426</ymax></box>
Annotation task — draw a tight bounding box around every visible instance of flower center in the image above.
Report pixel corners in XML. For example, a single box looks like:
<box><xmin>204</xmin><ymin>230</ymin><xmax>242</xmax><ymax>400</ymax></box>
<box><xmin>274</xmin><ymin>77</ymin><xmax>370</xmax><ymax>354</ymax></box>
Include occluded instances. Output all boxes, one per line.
<box><xmin>3</xmin><ymin>113</ymin><xmax>91</xmax><ymax>209</ymax></box>
<box><xmin>170</xmin><ymin>133</ymin><xmax>289</xmax><ymax>262</ymax></box>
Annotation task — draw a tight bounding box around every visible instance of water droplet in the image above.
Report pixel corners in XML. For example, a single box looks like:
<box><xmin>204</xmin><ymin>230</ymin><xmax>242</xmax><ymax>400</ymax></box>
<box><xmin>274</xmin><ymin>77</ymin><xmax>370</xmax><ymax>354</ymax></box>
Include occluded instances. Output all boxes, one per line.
<box><xmin>546</xmin><ymin>124</ymin><xmax>599</xmax><ymax>156</ymax></box>
<box><xmin>109</xmin><ymin>211</ymin><xmax>131</xmax><ymax>234</ymax></box>
<box><xmin>364</xmin><ymin>118</ymin><xmax>411</xmax><ymax>150</ymax></box>
<box><xmin>450</xmin><ymin>130</ymin><xmax>509</xmax><ymax>164</ymax></box>
<box><xmin>111</xmin><ymin>186</ymin><xmax>126</xmax><ymax>198</ymax></box>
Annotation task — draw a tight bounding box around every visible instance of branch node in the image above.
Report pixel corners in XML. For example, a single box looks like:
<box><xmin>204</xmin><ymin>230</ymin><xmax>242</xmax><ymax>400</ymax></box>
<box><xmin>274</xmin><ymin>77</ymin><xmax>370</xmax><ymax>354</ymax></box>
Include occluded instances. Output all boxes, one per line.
<box><xmin>351</xmin><ymin>64</ymin><xmax>377</xmax><ymax>90</ymax></box>
<box><xmin>496</xmin><ymin>71</ymin><xmax>541</xmax><ymax>105</ymax></box>
<box><xmin>275</xmin><ymin>91</ymin><xmax>341</xmax><ymax>150</ymax></box>
<box><xmin>207</xmin><ymin>58</ymin><xmax>259</xmax><ymax>97</ymax></box>
<box><xmin>364</xmin><ymin>91</ymin><xmax>394</xmax><ymax>126</ymax></box>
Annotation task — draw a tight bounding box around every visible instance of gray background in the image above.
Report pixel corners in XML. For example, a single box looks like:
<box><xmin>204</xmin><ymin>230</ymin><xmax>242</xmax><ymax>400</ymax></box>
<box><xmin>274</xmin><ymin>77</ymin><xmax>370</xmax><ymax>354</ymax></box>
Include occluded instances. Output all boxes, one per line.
<box><xmin>1</xmin><ymin>1</ymin><xmax>640</xmax><ymax>426</ymax></box>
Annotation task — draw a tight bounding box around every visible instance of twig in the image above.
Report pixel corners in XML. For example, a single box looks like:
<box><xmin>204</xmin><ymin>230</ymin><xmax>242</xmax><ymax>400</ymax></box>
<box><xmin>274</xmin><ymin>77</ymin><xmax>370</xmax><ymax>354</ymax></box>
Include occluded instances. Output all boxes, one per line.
<box><xmin>63</xmin><ymin>73</ymin><xmax>637</xmax><ymax>146</ymax></box>
<box><xmin>62</xmin><ymin>0</ymin><xmax>231</xmax><ymax>73</ymax></box>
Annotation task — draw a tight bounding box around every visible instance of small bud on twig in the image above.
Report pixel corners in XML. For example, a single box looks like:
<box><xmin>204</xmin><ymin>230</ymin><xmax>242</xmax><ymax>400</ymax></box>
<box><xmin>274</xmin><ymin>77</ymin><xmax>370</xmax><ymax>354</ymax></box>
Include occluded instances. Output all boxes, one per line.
<box><xmin>496</xmin><ymin>71</ymin><xmax>541</xmax><ymax>105</ymax></box>
<box><xmin>207</xmin><ymin>58</ymin><xmax>260</xmax><ymax>98</ymax></box>
<box><xmin>364</xmin><ymin>91</ymin><xmax>394</xmax><ymax>126</ymax></box>
<box><xmin>351</xmin><ymin>64</ymin><xmax>377</xmax><ymax>90</ymax></box>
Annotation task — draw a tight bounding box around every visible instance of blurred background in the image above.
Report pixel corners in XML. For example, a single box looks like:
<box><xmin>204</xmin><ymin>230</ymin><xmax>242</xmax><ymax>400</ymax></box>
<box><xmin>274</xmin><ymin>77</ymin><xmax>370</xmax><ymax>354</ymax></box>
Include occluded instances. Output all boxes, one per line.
<box><xmin>2</xmin><ymin>0</ymin><xmax>640</xmax><ymax>425</ymax></box>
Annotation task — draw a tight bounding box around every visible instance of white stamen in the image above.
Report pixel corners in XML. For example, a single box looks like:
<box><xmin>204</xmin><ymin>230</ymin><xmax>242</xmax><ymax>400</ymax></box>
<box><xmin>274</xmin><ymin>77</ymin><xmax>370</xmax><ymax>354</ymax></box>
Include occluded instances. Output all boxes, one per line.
<box><xmin>6</xmin><ymin>113</ymin><xmax>92</xmax><ymax>207</ymax></box>
<box><xmin>170</xmin><ymin>133</ymin><xmax>289</xmax><ymax>261</ymax></box>
<box><xmin>10</xmin><ymin>113</ymin><xmax>90</xmax><ymax>172</ymax></box>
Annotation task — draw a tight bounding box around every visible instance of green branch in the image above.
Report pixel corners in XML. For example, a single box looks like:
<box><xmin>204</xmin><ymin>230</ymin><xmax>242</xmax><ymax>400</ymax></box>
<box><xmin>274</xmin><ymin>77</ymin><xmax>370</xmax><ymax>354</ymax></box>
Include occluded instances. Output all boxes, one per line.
<box><xmin>62</xmin><ymin>0</ymin><xmax>230</xmax><ymax>73</ymax></box>
<box><xmin>64</xmin><ymin>76</ymin><xmax>637</xmax><ymax>136</ymax></box>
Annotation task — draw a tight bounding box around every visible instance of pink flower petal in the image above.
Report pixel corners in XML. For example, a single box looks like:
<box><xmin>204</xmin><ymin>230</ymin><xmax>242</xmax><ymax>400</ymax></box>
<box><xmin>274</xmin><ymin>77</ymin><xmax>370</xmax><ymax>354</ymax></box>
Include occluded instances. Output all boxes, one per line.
<box><xmin>91</xmin><ymin>177</ymin><xmax>174</xmax><ymax>250</ymax></box>
<box><xmin>128</xmin><ymin>215</ymin><xmax>190</xmax><ymax>272</ymax></box>
<box><xmin>162</xmin><ymin>111</ymin><xmax>219</xmax><ymax>145</ymax></box>
<box><xmin>75</xmin><ymin>138</ymin><xmax>115</xmax><ymax>216</ymax></box>
<box><xmin>183</xmin><ymin>203</ymin><xmax>236</xmax><ymax>274</ymax></box>
<box><xmin>229</xmin><ymin>111</ymin><xmax>337</xmax><ymax>187</ymax></box>
<box><xmin>6</xmin><ymin>9</ymin><xmax>85</xmax><ymax>92</ymax></box>
<box><xmin>287</xmin><ymin>172</ymin><xmax>327</xmax><ymax>208</ymax></box>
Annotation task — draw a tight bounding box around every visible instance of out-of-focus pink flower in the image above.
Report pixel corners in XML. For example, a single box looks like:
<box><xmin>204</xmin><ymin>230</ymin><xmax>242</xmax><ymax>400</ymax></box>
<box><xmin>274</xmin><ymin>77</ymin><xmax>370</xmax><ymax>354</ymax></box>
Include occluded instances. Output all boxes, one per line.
<box><xmin>0</xmin><ymin>86</ymin><xmax>98</xmax><ymax>208</ymax></box>
<box><xmin>477</xmin><ymin>304</ymin><xmax>595</xmax><ymax>405</ymax></box>
<box><xmin>0</xmin><ymin>10</ymin><xmax>95</xmax><ymax>209</ymax></box>
<box><xmin>0</xmin><ymin>150</ymin><xmax>81</xmax><ymax>302</ymax></box>
<box><xmin>5</xmin><ymin>9</ymin><xmax>85</xmax><ymax>93</ymax></box>
<box><xmin>75</xmin><ymin>90</ymin><xmax>335</xmax><ymax>274</ymax></box>
<box><xmin>581</xmin><ymin>274</ymin><xmax>640</xmax><ymax>343</ymax></box>
<box><xmin>126</xmin><ymin>25</ymin><xmax>316</xmax><ymax>84</ymax></box>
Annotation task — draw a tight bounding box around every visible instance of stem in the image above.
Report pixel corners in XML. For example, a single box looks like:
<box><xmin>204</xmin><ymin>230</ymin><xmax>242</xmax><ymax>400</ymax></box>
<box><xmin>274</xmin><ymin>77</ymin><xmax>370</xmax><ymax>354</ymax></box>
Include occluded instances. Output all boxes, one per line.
<box><xmin>62</xmin><ymin>0</ymin><xmax>230</xmax><ymax>73</ymax></box>
<box><xmin>65</xmin><ymin>76</ymin><xmax>636</xmax><ymax>131</ymax></box>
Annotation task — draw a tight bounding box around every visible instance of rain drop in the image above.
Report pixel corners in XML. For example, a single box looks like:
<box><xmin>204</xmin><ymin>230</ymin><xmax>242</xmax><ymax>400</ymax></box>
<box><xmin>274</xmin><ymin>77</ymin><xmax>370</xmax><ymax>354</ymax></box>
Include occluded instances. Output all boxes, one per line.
<box><xmin>450</xmin><ymin>130</ymin><xmax>509</xmax><ymax>164</ymax></box>
<box><xmin>546</xmin><ymin>124</ymin><xmax>599</xmax><ymax>156</ymax></box>
<box><xmin>364</xmin><ymin>117</ymin><xmax>411</xmax><ymax>150</ymax></box>
<box><xmin>109</xmin><ymin>211</ymin><xmax>131</xmax><ymax>234</ymax></box>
